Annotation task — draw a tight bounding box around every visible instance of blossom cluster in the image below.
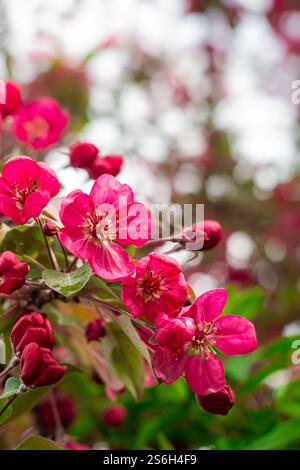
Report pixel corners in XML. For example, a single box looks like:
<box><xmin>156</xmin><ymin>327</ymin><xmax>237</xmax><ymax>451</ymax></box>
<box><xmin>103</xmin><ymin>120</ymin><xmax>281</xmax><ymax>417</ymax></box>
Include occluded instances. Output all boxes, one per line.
<box><xmin>0</xmin><ymin>80</ymin><xmax>258</xmax><ymax>448</ymax></box>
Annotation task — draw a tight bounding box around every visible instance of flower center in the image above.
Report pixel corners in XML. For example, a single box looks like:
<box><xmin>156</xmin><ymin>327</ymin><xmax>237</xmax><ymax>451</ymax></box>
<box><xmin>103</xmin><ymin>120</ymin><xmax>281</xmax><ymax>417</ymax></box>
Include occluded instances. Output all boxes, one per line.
<box><xmin>191</xmin><ymin>321</ymin><xmax>217</xmax><ymax>358</ymax></box>
<box><xmin>137</xmin><ymin>269</ymin><xmax>165</xmax><ymax>302</ymax></box>
<box><xmin>24</xmin><ymin>117</ymin><xmax>49</xmax><ymax>141</ymax></box>
<box><xmin>12</xmin><ymin>180</ymin><xmax>38</xmax><ymax>210</ymax></box>
<box><xmin>83</xmin><ymin>210</ymin><xmax>115</xmax><ymax>246</ymax></box>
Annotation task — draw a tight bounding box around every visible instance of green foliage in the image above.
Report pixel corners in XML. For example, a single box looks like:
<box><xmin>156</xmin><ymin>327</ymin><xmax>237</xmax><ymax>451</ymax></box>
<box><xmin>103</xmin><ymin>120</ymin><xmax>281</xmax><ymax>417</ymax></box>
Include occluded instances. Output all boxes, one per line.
<box><xmin>16</xmin><ymin>436</ymin><xmax>64</xmax><ymax>450</ymax></box>
<box><xmin>1</xmin><ymin>225</ymin><xmax>44</xmax><ymax>257</ymax></box>
<box><xmin>103</xmin><ymin>322</ymin><xmax>145</xmax><ymax>400</ymax></box>
<box><xmin>42</xmin><ymin>263</ymin><xmax>92</xmax><ymax>298</ymax></box>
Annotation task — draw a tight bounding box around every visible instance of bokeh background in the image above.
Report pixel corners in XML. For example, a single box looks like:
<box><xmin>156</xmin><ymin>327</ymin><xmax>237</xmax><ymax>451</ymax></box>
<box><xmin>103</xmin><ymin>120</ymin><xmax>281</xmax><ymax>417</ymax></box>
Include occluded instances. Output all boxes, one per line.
<box><xmin>1</xmin><ymin>0</ymin><xmax>300</xmax><ymax>450</ymax></box>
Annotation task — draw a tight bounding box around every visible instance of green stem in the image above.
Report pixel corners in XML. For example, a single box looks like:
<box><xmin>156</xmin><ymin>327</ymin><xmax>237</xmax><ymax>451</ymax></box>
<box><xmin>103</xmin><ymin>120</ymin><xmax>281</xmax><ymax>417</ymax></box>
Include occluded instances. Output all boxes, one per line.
<box><xmin>0</xmin><ymin>394</ymin><xmax>18</xmax><ymax>419</ymax></box>
<box><xmin>56</xmin><ymin>235</ymin><xmax>69</xmax><ymax>271</ymax></box>
<box><xmin>35</xmin><ymin>217</ymin><xmax>57</xmax><ymax>270</ymax></box>
<box><xmin>88</xmin><ymin>295</ymin><xmax>155</xmax><ymax>334</ymax></box>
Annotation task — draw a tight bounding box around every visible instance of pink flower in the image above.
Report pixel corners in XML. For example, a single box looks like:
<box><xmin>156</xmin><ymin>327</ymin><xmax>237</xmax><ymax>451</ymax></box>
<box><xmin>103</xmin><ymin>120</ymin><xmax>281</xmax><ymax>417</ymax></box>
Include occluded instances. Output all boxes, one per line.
<box><xmin>121</xmin><ymin>253</ymin><xmax>188</xmax><ymax>322</ymax></box>
<box><xmin>155</xmin><ymin>313</ymin><xmax>195</xmax><ymax>353</ymax></box>
<box><xmin>0</xmin><ymin>251</ymin><xmax>29</xmax><ymax>294</ymax></box>
<box><xmin>0</xmin><ymin>156</ymin><xmax>60</xmax><ymax>224</ymax></box>
<box><xmin>0</xmin><ymin>81</ymin><xmax>23</xmax><ymax>119</ymax></box>
<box><xmin>69</xmin><ymin>141</ymin><xmax>99</xmax><ymax>168</ymax></box>
<box><xmin>59</xmin><ymin>174</ymin><xmax>154</xmax><ymax>281</ymax></box>
<box><xmin>11</xmin><ymin>97</ymin><xmax>68</xmax><ymax>150</ymax></box>
<box><xmin>152</xmin><ymin>288</ymin><xmax>257</xmax><ymax>396</ymax></box>
<box><xmin>88</xmin><ymin>155</ymin><xmax>123</xmax><ymax>179</ymax></box>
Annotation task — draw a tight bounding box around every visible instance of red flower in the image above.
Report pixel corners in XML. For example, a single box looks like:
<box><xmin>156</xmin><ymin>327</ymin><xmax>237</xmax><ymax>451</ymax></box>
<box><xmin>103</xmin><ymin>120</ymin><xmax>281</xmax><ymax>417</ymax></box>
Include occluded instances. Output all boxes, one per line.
<box><xmin>0</xmin><ymin>251</ymin><xmax>29</xmax><ymax>294</ymax></box>
<box><xmin>11</xmin><ymin>97</ymin><xmax>68</xmax><ymax>150</ymax></box>
<box><xmin>0</xmin><ymin>156</ymin><xmax>60</xmax><ymax>224</ymax></box>
<box><xmin>196</xmin><ymin>384</ymin><xmax>235</xmax><ymax>415</ymax></box>
<box><xmin>153</xmin><ymin>289</ymin><xmax>257</xmax><ymax>396</ymax></box>
<box><xmin>0</xmin><ymin>81</ymin><xmax>23</xmax><ymax>119</ymax></box>
<box><xmin>39</xmin><ymin>393</ymin><xmax>77</xmax><ymax>432</ymax></box>
<box><xmin>85</xmin><ymin>319</ymin><xmax>105</xmax><ymax>341</ymax></box>
<box><xmin>11</xmin><ymin>312</ymin><xmax>54</xmax><ymax>353</ymax></box>
<box><xmin>155</xmin><ymin>313</ymin><xmax>195</xmax><ymax>353</ymax></box>
<box><xmin>20</xmin><ymin>343</ymin><xmax>67</xmax><ymax>388</ymax></box>
<box><xmin>103</xmin><ymin>404</ymin><xmax>127</xmax><ymax>428</ymax></box>
<box><xmin>59</xmin><ymin>174</ymin><xmax>154</xmax><ymax>281</ymax></box>
<box><xmin>121</xmin><ymin>253</ymin><xmax>187</xmax><ymax>322</ymax></box>
<box><xmin>181</xmin><ymin>219</ymin><xmax>223</xmax><ymax>251</ymax></box>
<box><xmin>88</xmin><ymin>155</ymin><xmax>123</xmax><ymax>179</ymax></box>
<box><xmin>43</xmin><ymin>219</ymin><xmax>58</xmax><ymax>237</ymax></box>
<box><xmin>69</xmin><ymin>141</ymin><xmax>99</xmax><ymax>168</ymax></box>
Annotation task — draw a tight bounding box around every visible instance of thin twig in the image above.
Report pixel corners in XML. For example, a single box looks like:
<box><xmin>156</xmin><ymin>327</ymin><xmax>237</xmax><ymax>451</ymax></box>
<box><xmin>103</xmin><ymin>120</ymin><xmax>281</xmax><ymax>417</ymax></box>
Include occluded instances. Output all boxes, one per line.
<box><xmin>56</xmin><ymin>235</ymin><xmax>69</xmax><ymax>271</ymax></box>
<box><xmin>35</xmin><ymin>217</ymin><xmax>57</xmax><ymax>270</ymax></box>
<box><xmin>87</xmin><ymin>295</ymin><xmax>155</xmax><ymax>334</ymax></box>
<box><xmin>67</xmin><ymin>257</ymin><xmax>78</xmax><ymax>272</ymax></box>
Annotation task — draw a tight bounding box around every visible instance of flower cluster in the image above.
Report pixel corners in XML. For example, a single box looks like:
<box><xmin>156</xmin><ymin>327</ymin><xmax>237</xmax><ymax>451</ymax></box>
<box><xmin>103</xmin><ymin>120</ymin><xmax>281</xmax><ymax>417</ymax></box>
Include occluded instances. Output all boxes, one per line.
<box><xmin>0</xmin><ymin>83</ymin><xmax>259</xmax><ymax>451</ymax></box>
<box><xmin>69</xmin><ymin>141</ymin><xmax>123</xmax><ymax>179</ymax></box>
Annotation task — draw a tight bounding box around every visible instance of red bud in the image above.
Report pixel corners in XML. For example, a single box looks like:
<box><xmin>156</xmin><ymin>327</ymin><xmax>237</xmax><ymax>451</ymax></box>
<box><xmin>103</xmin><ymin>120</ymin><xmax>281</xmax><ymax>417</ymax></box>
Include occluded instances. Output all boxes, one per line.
<box><xmin>69</xmin><ymin>141</ymin><xmax>99</xmax><ymax>168</ymax></box>
<box><xmin>196</xmin><ymin>384</ymin><xmax>235</xmax><ymax>415</ymax></box>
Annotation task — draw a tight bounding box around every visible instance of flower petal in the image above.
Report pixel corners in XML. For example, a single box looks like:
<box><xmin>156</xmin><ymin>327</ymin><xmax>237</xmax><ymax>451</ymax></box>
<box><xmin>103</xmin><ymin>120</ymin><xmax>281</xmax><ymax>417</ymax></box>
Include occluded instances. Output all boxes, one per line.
<box><xmin>185</xmin><ymin>353</ymin><xmax>225</xmax><ymax>396</ymax></box>
<box><xmin>185</xmin><ymin>288</ymin><xmax>228</xmax><ymax>323</ymax></box>
<box><xmin>214</xmin><ymin>315</ymin><xmax>257</xmax><ymax>355</ymax></box>
<box><xmin>90</xmin><ymin>242</ymin><xmax>135</xmax><ymax>282</ymax></box>
<box><xmin>2</xmin><ymin>156</ymin><xmax>39</xmax><ymax>189</ymax></box>
<box><xmin>152</xmin><ymin>347</ymin><xmax>188</xmax><ymax>385</ymax></box>
<box><xmin>90</xmin><ymin>174</ymin><xmax>134</xmax><ymax>208</ymax></box>
<box><xmin>59</xmin><ymin>190</ymin><xmax>92</xmax><ymax>227</ymax></box>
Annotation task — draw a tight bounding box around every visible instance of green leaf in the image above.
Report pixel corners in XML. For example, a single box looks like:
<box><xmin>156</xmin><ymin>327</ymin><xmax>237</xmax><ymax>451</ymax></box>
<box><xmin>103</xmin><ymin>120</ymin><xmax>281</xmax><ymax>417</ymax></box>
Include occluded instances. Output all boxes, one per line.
<box><xmin>104</xmin><ymin>322</ymin><xmax>145</xmax><ymax>400</ymax></box>
<box><xmin>43</xmin><ymin>263</ymin><xmax>92</xmax><ymax>298</ymax></box>
<box><xmin>1</xmin><ymin>377</ymin><xmax>21</xmax><ymax>398</ymax></box>
<box><xmin>111</xmin><ymin>313</ymin><xmax>152</xmax><ymax>365</ymax></box>
<box><xmin>1</xmin><ymin>225</ymin><xmax>44</xmax><ymax>257</ymax></box>
<box><xmin>0</xmin><ymin>386</ymin><xmax>50</xmax><ymax>426</ymax></box>
<box><xmin>223</xmin><ymin>285</ymin><xmax>265</xmax><ymax>320</ymax></box>
<box><xmin>243</xmin><ymin>420</ymin><xmax>300</xmax><ymax>450</ymax></box>
<box><xmin>16</xmin><ymin>436</ymin><xmax>65</xmax><ymax>450</ymax></box>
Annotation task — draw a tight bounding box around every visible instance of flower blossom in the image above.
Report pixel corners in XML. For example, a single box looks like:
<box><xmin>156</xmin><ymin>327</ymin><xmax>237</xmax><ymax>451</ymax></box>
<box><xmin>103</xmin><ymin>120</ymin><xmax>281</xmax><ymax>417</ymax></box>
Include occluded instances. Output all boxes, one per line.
<box><xmin>20</xmin><ymin>343</ymin><xmax>67</xmax><ymax>388</ymax></box>
<box><xmin>11</xmin><ymin>97</ymin><xmax>68</xmax><ymax>150</ymax></box>
<box><xmin>11</xmin><ymin>312</ymin><xmax>54</xmax><ymax>353</ymax></box>
<box><xmin>59</xmin><ymin>174</ymin><xmax>154</xmax><ymax>281</ymax></box>
<box><xmin>0</xmin><ymin>81</ymin><xmax>23</xmax><ymax>119</ymax></box>
<box><xmin>152</xmin><ymin>288</ymin><xmax>257</xmax><ymax>396</ymax></box>
<box><xmin>121</xmin><ymin>253</ymin><xmax>188</xmax><ymax>322</ymax></box>
<box><xmin>0</xmin><ymin>251</ymin><xmax>29</xmax><ymax>294</ymax></box>
<box><xmin>0</xmin><ymin>156</ymin><xmax>60</xmax><ymax>224</ymax></box>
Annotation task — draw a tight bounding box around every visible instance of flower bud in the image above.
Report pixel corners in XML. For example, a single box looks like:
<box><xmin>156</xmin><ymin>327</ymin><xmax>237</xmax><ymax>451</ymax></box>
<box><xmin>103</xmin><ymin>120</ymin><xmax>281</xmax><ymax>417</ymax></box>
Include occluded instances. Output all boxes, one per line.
<box><xmin>103</xmin><ymin>404</ymin><xmax>127</xmax><ymax>428</ymax></box>
<box><xmin>0</xmin><ymin>251</ymin><xmax>29</xmax><ymax>295</ymax></box>
<box><xmin>181</xmin><ymin>219</ymin><xmax>223</xmax><ymax>251</ymax></box>
<box><xmin>85</xmin><ymin>319</ymin><xmax>105</xmax><ymax>341</ymax></box>
<box><xmin>38</xmin><ymin>393</ymin><xmax>76</xmax><ymax>432</ymax></box>
<box><xmin>43</xmin><ymin>219</ymin><xmax>58</xmax><ymax>237</ymax></box>
<box><xmin>69</xmin><ymin>141</ymin><xmax>99</xmax><ymax>168</ymax></box>
<box><xmin>88</xmin><ymin>155</ymin><xmax>123</xmax><ymax>179</ymax></box>
<box><xmin>0</xmin><ymin>81</ymin><xmax>23</xmax><ymax>118</ymax></box>
<box><xmin>20</xmin><ymin>343</ymin><xmax>67</xmax><ymax>388</ymax></box>
<box><xmin>196</xmin><ymin>384</ymin><xmax>235</xmax><ymax>415</ymax></box>
<box><xmin>11</xmin><ymin>312</ymin><xmax>55</xmax><ymax>353</ymax></box>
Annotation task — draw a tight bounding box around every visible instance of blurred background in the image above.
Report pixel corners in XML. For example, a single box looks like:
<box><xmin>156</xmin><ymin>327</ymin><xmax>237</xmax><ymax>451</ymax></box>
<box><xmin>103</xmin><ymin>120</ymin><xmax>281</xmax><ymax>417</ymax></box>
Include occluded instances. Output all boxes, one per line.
<box><xmin>1</xmin><ymin>0</ymin><xmax>300</xmax><ymax>450</ymax></box>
